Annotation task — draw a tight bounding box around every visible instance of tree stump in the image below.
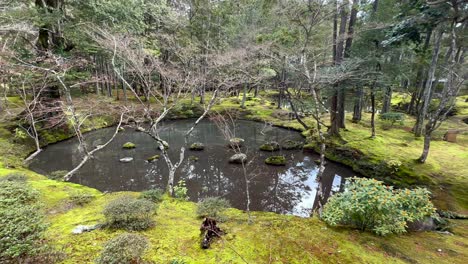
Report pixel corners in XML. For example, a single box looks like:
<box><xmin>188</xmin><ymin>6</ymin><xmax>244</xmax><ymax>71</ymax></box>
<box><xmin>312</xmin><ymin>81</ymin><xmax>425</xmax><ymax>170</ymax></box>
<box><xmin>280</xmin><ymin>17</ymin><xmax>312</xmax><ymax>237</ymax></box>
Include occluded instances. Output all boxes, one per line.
<box><xmin>200</xmin><ymin>217</ymin><xmax>224</xmax><ymax>249</ymax></box>
<box><xmin>443</xmin><ymin>130</ymin><xmax>458</xmax><ymax>143</ymax></box>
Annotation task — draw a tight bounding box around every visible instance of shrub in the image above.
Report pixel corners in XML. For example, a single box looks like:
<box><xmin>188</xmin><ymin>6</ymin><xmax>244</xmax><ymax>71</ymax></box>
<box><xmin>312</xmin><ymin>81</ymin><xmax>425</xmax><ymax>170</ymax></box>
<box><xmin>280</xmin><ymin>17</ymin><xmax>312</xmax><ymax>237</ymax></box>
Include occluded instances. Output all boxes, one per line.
<box><xmin>322</xmin><ymin>177</ymin><xmax>435</xmax><ymax>236</ymax></box>
<box><xmin>379</xmin><ymin>112</ymin><xmax>405</xmax><ymax>130</ymax></box>
<box><xmin>69</xmin><ymin>192</ymin><xmax>95</xmax><ymax>206</ymax></box>
<box><xmin>140</xmin><ymin>189</ymin><xmax>164</xmax><ymax>203</ymax></box>
<box><xmin>47</xmin><ymin>170</ymin><xmax>68</xmax><ymax>181</ymax></box>
<box><xmin>103</xmin><ymin>195</ymin><xmax>155</xmax><ymax>231</ymax></box>
<box><xmin>0</xmin><ymin>180</ymin><xmax>39</xmax><ymax>208</ymax></box>
<box><xmin>0</xmin><ymin>181</ymin><xmax>47</xmax><ymax>260</ymax></box>
<box><xmin>0</xmin><ymin>173</ymin><xmax>27</xmax><ymax>182</ymax></box>
<box><xmin>173</xmin><ymin>180</ymin><xmax>188</xmax><ymax>200</ymax></box>
<box><xmin>197</xmin><ymin>197</ymin><xmax>230</xmax><ymax>221</ymax></box>
<box><xmin>96</xmin><ymin>233</ymin><xmax>148</xmax><ymax>264</ymax></box>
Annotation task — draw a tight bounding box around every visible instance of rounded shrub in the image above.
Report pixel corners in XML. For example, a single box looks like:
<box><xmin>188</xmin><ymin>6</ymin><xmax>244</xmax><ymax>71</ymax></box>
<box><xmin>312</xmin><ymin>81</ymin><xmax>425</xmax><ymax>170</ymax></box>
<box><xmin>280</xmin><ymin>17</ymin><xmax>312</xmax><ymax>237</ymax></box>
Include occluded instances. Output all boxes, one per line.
<box><xmin>103</xmin><ymin>195</ymin><xmax>155</xmax><ymax>231</ymax></box>
<box><xmin>0</xmin><ymin>181</ymin><xmax>47</xmax><ymax>260</ymax></box>
<box><xmin>69</xmin><ymin>192</ymin><xmax>95</xmax><ymax>206</ymax></box>
<box><xmin>321</xmin><ymin>177</ymin><xmax>436</xmax><ymax>236</ymax></box>
<box><xmin>140</xmin><ymin>189</ymin><xmax>164</xmax><ymax>203</ymax></box>
<box><xmin>197</xmin><ymin>197</ymin><xmax>230</xmax><ymax>220</ymax></box>
<box><xmin>96</xmin><ymin>233</ymin><xmax>148</xmax><ymax>264</ymax></box>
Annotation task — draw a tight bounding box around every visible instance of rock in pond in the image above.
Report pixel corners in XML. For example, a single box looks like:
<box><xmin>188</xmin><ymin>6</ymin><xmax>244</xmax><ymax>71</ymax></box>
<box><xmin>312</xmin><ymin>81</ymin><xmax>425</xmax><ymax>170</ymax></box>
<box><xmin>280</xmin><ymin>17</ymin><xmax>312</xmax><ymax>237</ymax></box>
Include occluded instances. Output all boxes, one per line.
<box><xmin>136</xmin><ymin>126</ymin><xmax>146</xmax><ymax>132</ymax></box>
<box><xmin>281</xmin><ymin>140</ymin><xmax>303</xmax><ymax>150</ymax></box>
<box><xmin>120</xmin><ymin>157</ymin><xmax>134</xmax><ymax>163</ymax></box>
<box><xmin>265</xmin><ymin>156</ymin><xmax>286</xmax><ymax>166</ymax></box>
<box><xmin>122</xmin><ymin>142</ymin><xmax>136</xmax><ymax>149</ymax></box>
<box><xmin>229</xmin><ymin>153</ymin><xmax>247</xmax><ymax>164</ymax></box>
<box><xmin>188</xmin><ymin>155</ymin><xmax>199</xmax><ymax>162</ymax></box>
<box><xmin>228</xmin><ymin>137</ymin><xmax>245</xmax><ymax>148</ymax></box>
<box><xmin>190</xmin><ymin>142</ymin><xmax>205</xmax><ymax>151</ymax></box>
<box><xmin>259</xmin><ymin>141</ymin><xmax>280</xmax><ymax>151</ymax></box>
<box><xmin>146</xmin><ymin>155</ymin><xmax>160</xmax><ymax>162</ymax></box>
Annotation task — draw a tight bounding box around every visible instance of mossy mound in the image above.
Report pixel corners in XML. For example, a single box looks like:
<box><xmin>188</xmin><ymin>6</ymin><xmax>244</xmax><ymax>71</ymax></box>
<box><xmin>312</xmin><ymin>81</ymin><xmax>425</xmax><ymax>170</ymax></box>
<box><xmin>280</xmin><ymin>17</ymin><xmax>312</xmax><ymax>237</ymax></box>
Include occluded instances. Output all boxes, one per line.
<box><xmin>188</xmin><ymin>155</ymin><xmax>199</xmax><ymax>162</ymax></box>
<box><xmin>189</xmin><ymin>142</ymin><xmax>205</xmax><ymax>151</ymax></box>
<box><xmin>281</xmin><ymin>140</ymin><xmax>303</xmax><ymax>150</ymax></box>
<box><xmin>146</xmin><ymin>155</ymin><xmax>160</xmax><ymax>162</ymax></box>
<box><xmin>122</xmin><ymin>142</ymin><xmax>136</xmax><ymax>149</ymax></box>
<box><xmin>228</xmin><ymin>137</ymin><xmax>244</xmax><ymax>148</ymax></box>
<box><xmin>265</xmin><ymin>155</ymin><xmax>286</xmax><ymax>166</ymax></box>
<box><xmin>259</xmin><ymin>141</ymin><xmax>280</xmax><ymax>151</ymax></box>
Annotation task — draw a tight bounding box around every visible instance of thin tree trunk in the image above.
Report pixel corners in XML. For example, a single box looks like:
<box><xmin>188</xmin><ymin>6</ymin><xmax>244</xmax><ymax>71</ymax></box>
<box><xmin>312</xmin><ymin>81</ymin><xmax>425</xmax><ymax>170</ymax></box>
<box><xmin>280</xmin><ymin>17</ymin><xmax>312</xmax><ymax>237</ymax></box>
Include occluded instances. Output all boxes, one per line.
<box><xmin>414</xmin><ymin>29</ymin><xmax>443</xmax><ymax>137</ymax></box>
<box><xmin>352</xmin><ymin>86</ymin><xmax>363</xmax><ymax>122</ymax></box>
<box><xmin>370</xmin><ymin>83</ymin><xmax>376</xmax><ymax>138</ymax></box>
<box><xmin>381</xmin><ymin>86</ymin><xmax>392</xmax><ymax>113</ymax></box>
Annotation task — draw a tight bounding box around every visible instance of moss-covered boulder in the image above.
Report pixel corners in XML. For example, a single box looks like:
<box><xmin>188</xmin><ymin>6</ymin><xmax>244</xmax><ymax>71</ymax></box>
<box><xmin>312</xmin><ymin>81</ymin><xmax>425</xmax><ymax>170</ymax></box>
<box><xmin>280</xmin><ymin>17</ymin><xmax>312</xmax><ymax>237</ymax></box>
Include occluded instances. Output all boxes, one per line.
<box><xmin>228</xmin><ymin>138</ymin><xmax>245</xmax><ymax>148</ymax></box>
<box><xmin>188</xmin><ymin>155</ymin><xmax>199</xmax><ymax>162</ymax></box>
<box><xmin>229</xmin><ymin>153</ymin><xmax>247</xmax><ymax>164</ymax></box>
<box><xmin>189</xmin><ymin>142</ymin><xmax>205</xmax><ymax>151</ymax></box>
<box><xmin>259</xmin><ymin>141</ymin><xmax>280</xmax><ymax>151</ymax></box>
<box><xmin>265</xmin><ymin>156</ymin><xmax>286</xmax><ymax>166</ymax></box>
<box><xmin>122</xmin><ymin>142</ymin><xmax>136</xmax><ymax>149</ymax></box>
<box><xmin>281</xmin><ymin>140</ymin><xmax>303</xmax><ymax>150</ymax></box>
<box><xmin>146</xmin><ymin>155</ymin><xmax>160</xmax><ymax>162</ymax></box>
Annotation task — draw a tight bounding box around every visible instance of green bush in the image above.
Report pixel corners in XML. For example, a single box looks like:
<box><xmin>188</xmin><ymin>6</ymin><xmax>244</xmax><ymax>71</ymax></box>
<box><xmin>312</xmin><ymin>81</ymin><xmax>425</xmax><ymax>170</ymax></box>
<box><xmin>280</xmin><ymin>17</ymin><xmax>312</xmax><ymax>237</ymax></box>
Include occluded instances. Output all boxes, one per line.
<box><xmin>197</xmin><ymin>197</ymin><xmax>230</xmax><ymax>221</ymax></box>
<box><xmin>140</xmin><ymin>189</ymin><xmax>164</xmax><ymax>203</ymax></box>
<box><xmin>96</xmin><ymin>233</ymin><xmax>148</xmax><ymax>264</ymax></box>
<box><xmin>69</xmin><ymin>192</ymin><xmax>95</xmax><ymax>206</ymax></box>
<box><xmin>379</xmin><ymin>112</ymin><xmax>405</xmax><ymax>130</ymax></box>
<box><xmin>0</xmin><ymin>173</ymin><xmax>27</xmax><ymax>182</ymax></box>
<box><xmin>47</xmin><ymin>170</ymin><xmax>68</xmax><ymax>181</ymax></box>
<box><xmin>322</xmin><ymin>177</ymin><xmax>435</xmax><ymax>236</ymax></box>
<box><xmin>0</xmin><ymin>181</ymin><xmax>47</xmax><ymax>260</ymax></box>
<box><xmin>173</xmin><ymin>180</ymin><xmax>188</xmax><ymax>200</ymax></box>
<box><xmin>103</xmin><ymin>195</ymin><xmax>155</xmax><ymax>231</ymax></box>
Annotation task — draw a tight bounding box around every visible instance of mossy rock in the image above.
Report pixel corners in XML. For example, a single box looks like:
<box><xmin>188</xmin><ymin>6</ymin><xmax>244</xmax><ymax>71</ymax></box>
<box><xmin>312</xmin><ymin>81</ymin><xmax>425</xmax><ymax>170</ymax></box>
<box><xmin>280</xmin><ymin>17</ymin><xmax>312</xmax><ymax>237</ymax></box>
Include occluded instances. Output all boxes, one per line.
<box><xmin>188</xmin><ymin>155</ymin><xmax>199</xmax><ymax>162</ymax></box>
<box><xmin>118</xmin><ymin>127</ymin><xmax>125</xmax><ymax>132</ymax></box>
<box><xmin>123</xmin><ymin>142</ymin><xmax>136</xmax><ymax>149</ymax></box>
<box><xmin>228</xmin><ymin>138</ymin><xmax>244</xmax><ymax>148</ymax></box>
<box><xmin>259</xmin><ymin>141</ymin><xmax>280</xmax><ymax>151</ymax></box>
<box><xmin>189</xmin><ymin>142</ymin><xmax>205</xmax><ymax>151</ymax></box>
<box><xmin>265</xmin><ymin>156</ymin><xmax>286</xmax><ymax>166</ymax></box>
<box><xmin>146</xmin><ymin>155</ymin><xmax>160</xmax><ymax>162</ymax></box>
<box><xmin>281</xmin><ymin>140</ymin><xmax>303</xmax><ymax>150</ymax></box>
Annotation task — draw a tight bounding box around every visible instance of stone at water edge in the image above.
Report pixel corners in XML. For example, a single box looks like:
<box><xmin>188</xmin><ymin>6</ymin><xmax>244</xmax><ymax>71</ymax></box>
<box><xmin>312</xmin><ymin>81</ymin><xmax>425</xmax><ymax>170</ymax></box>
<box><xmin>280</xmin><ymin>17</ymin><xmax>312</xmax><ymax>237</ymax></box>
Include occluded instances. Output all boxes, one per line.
<box><xmin>265</xmin><ymin>156</ymin><xmax>286</xmax><ymax>166</ymax></box>
<box><xmin>146</xmin><ymin>155</ymin><xmax>160</xmax><ymax>162</ymax></box>
<box><xmin>228</xmin><ymin>137</ymin><xmax>245</xmax><ymax>148</ymax></box>
<box><xmin>229</xmin><ymin>153</ymin><xmax>247</xmax><ymax>164</ymax></box>
<box><xmin>259</xmin><ymin>141</ymin><xmax>280</xmax><ymax>151</ymax></box>
<box><xmin>190</xmin><ymin>142</ymin><xmax>205</xmax><ymax>151</ymax></box>
<box><xmin>120</xmin><ymin>157</ymin><xmax>133</xmax><ymax>163</ymax></box>
<box><xmin>122</xmin><ymin>142</ymin><xmax>136</xmax><ymax>149</ymax></box>
<box><xmin>281</xmin><ymin>140</ymin><xmax>303</xmax><ymax>150</ymax></box>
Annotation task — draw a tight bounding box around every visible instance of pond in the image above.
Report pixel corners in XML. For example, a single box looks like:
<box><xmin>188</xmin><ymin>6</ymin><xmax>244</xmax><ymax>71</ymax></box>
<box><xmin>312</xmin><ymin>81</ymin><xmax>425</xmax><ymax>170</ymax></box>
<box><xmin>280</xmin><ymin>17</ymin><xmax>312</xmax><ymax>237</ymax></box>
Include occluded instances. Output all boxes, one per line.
<box><xmin>29</xmin><ymin>119</ymin><xmax>358</xmax><ymax>216</ymax></box>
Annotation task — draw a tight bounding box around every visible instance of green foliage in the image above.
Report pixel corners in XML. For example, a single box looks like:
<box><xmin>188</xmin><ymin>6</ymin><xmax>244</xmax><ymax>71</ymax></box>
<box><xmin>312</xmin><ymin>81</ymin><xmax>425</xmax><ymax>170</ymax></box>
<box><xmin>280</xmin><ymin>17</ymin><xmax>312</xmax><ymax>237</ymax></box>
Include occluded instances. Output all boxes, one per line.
<box><xmin>140</xmin><ymin>189</ymin><xmax>164</xmax><ymax>203</ymax></box>
<box><xmin>122</xmin><ymin>142</ymin><xmax>136</xmax><ymax>149</ymax></box>
<box><xmin>69</xmin><ymin>192</ymin><xmax>95</xmax><ymax>206</ymax></box>
<box><xmin>103</xmin><ymin>195</ymin><xmax>155</xmax><ymax>231</ymax></box>
<box><xmin>0</xmin><ymin>173</ymin><xmax>27</xmax><ymax>182</ymax></box>
<box><xmin>379</xmin><ymin>112</ymin><xmax>405</xmax><ymax>130</ymax></box>
<box><xmin>197</xmin><ymin>197</ymin><xmax>230</xmax><ymax>221</ymax></box>
<box><xmin>47</xmin><ymin>170</ymin><xmax>68</xmax><ymax>181</ymax></box>
<box><xmin>322</xmin><ymin>177</ymin><xmax>436</xmax><ymax>236</ymax></box>
<box><xmin>0</xmin><ymin>180</ymin><xmax>47</xmax><ymax>260</ymax></box>
<box><xmin>95</xmin><ymin>233</ymin><xmax>148</xmax><ymax>264</ymax></box>
<box><xmin>173</xmin><ymin>180</ymin><xmax>188</xmax><ymax>200</ymax></box>
<box><xmin>265</xmin><ymin>155</ymin><xmax>286</xmax><ymax>166</ymax></box>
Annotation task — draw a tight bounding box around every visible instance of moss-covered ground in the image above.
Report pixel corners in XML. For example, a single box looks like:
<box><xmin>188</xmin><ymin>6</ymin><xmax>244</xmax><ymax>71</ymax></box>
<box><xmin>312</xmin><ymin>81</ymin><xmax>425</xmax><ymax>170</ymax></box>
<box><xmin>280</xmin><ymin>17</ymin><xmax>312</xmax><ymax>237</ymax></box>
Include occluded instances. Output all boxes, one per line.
<box><xmin>1</xmin><ymin>92</ymin><xmax>467</xmax><ymax>263</ymax></box>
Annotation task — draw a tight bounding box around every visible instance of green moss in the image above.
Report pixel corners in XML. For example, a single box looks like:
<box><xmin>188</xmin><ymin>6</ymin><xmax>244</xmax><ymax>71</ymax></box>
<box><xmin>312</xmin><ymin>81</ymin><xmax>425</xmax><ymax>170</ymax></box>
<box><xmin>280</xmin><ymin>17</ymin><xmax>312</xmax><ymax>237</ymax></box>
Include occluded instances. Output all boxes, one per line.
<box><xmin>122</xmin><ymin>142</ymin><xmax>136</xmax><ymax>149</ymax></box>
<box><xmin>189</xmin><ymin>142</ymin><xmax>205</xmax><ymax>151</ymax></box>
<box><xmin>259</xmin><ymin>141</ymin><xmax>279</xmax><ymax>151</ymax></box>
<box><xmin>146</xmin><ymin>155</ymin><xmax>160</xmax><ymax>162</ymax></box>
<box><xmin>265</xmin><ymin>155</ymin><xmax>286</xmax><ymax>166</ymax></box>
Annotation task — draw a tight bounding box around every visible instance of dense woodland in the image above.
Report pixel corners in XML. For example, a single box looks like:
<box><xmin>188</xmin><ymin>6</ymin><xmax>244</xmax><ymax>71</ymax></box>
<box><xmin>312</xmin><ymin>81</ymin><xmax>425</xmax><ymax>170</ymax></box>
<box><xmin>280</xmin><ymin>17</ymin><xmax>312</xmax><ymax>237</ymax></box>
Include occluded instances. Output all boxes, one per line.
<box><xmin>0</xmin><ymin>0</ymin><xmax>467</xmax><ymax>263</ymax></box>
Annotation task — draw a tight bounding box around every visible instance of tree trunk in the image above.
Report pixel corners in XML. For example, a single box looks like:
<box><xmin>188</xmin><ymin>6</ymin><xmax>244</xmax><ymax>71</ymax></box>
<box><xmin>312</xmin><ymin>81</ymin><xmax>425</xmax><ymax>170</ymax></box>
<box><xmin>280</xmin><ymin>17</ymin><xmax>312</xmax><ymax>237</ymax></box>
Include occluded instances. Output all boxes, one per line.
<box><xmin>414</xmin><ymin>29</ymin><xmax>443</xmax><ymax>137</ymax></box>
<box><xmin>419</xmin><ymin>134</ymin><xmax>431</xmax><ymax>163</ymax></box>
<box><xmin>344</xmin><ymin>0</ymin><xmax>358</xmax><ymax>58</ymax></box>
<box><xmin>241</xmin><ymin>83</ymin><xmax>247</xmax><ymax>109</ymax></box>
<box><xmin>381</xmin><ymin>86</ymin><xmax>392</xmax><ymax>113</ymax></box>
<box><xmin>352</xmin><ymin>86</ymin><xmax>363</xmax><ymax>122</ymax></box>
<box><xmin>370</xmin><ymin>84</ymin><xmax>376</xmax><ymax>138</ymax></box>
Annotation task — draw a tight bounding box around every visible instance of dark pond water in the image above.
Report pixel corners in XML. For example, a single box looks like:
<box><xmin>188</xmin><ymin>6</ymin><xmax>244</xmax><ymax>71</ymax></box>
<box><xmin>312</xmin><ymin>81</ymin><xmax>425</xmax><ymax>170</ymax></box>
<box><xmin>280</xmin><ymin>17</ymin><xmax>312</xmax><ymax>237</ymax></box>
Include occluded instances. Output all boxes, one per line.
<box><xmin>30</xmin><ymin>119</ymin><xmax>358</xmax><ymax>216</ymax></box>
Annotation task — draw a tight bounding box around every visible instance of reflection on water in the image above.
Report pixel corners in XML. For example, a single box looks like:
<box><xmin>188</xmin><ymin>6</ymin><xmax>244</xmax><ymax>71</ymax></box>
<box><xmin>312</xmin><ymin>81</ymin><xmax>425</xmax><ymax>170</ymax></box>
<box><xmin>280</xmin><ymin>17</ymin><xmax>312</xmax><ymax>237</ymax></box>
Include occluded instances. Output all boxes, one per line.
<box><xmin>29</xmin><ymin>119</ymin><xmax>357</xmax><ymax>216</ymax></box>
